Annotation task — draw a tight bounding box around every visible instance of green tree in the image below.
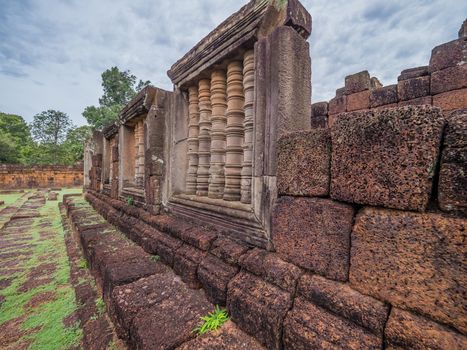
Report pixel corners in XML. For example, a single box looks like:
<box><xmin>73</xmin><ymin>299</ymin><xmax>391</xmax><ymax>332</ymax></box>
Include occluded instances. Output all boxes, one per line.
<box><xmin>30</xmin><ymin>110</ymin><xmax>73</xmax><ymax>164</ymax></box>
<box><xmin>60</xmin><ymin>125</ymin><xmax>92</xmax><ymax>164</ymax></box>
<box><xmin>0</xmin><ymin>113</ymin><xmax>33</xmax><ymax>163</ymax></box>
<box><xmin>83</xmin><ymin>67</ymin><xmax>151</xmax><ymax>130</ymax></box>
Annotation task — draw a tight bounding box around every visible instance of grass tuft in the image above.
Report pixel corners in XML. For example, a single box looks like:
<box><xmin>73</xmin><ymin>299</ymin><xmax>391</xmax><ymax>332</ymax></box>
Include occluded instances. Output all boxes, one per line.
<box><xmin>193</xmin><ymin>305</ymin><xmax>229</xmax><ymax>335</ymax></box>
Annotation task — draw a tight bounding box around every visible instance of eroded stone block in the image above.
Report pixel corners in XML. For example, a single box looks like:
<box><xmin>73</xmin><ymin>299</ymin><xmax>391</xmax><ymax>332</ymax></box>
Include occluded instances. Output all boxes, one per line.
<box><xmin>346</xmin><ymin>90</ymin><xmax>370</xmax><ymax>111</ymax></box>
<box><xmin>210</xmin><ymin>237</ymin><xmax>249</xmax><ymax>265</ymax></box>
<box><xmin>433</xmin><ymin>88</ymin><xmax>467</xmax><ymax>112</ymax></box>
<box><xmin>239</xmin><ymin>248</ymin><xmax>302</xmax><ymax>293</ymax></box>
<box><xmin>385</xmin><ymin>308</ymin><xmax>467</xmax><ymax>350</ymax></box>
<box><xmin>438</xmin><ymin>109</ymin><xmax>467</xmax><ymax>215</ymax></box>
<box><xmin>397</xmin><ymin>66</ymin><xmax>429</xmax><ymax>81</ymax></box>
<box><xmin>431</xmin><ymin>65</ymin><xmax>467</xmax><ymax>95</ymax></box>
<box><xmin>329</xmin><ymin>95</ymin><xmax>347</xmax><ymax>114</ymax></box>
<box><xmin>311</xmin><ymin>101</ymin><xmax>328</xmax><ymax>117</ymax></box>
<box><xmin>397</xmin><ymin>76</ymin><xmax>430</xmax><ymax>101</ymax></box>
<box><xmin>272</xmin><ymin>196</ymin><xmax>354</xmax><ymax>281</ymax></box>
<box><xmin>429</xmin><ymin>37</ymin><xmax>467</xmax><ymax>72</ymax></box>
<box><xmin>173</xmin><ymin>244</ymin><xmax>207</xmax><ymax>289</ymax></box>
<box><xmin>197</xmin><ymin>254</ymin><xmax>239</xmax><ymax>306</ymax></box>
<box><xmin>227</xmin><ymin>272</ymin><xmax>292</xmax><ymax>350</ymax></box>
<box><xmin>350</xmin><ymin>207</ymin><xmax>467</xmax><ymax>334</ymax></box>
<box><xmin>277</xmin><ymin>130</ymin><xmax>331</xmax><ymax>197</ymax></box>
<box><xmin>344</xmin><ymin>70</ymin><xmax>371</xmax><ymax>94</ymax></box>
<box><xmin>283</xmin><ymin>298</ymin><xmax>383</xmax><ymax>350</ymax></box>
<box><xmin>298</xmin><ymin>274</ymin><xmax>389</xmax><ymax>336</ymax></box>
<box><xmin>331</xmin><ymin>106</ymin><xmax>445</xmax><ymax>211</ymax></box>
<box><xmin>398</xmin><ymin>95</ymin><xmax>432</xmax><ymax>107</ymax></box>
<box><xmin>370</xmin><ymin>84</ymin><xmax>398</xmax><ymax>108</ymax></box>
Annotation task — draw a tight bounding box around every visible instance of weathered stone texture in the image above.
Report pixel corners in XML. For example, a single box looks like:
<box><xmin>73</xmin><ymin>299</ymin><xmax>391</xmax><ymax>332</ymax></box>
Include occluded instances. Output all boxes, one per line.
<box><xmin>298</xmin><ymin>274</ymin><xmax>389</xmax><ymax>336</ymax></box>
<box><xmin>0</xmin><ymin>164</ymin><xmax>83</xmax><ymax>189</ymax></box>
<box><xmin>283</xmin><ymin>298</ymin><xmax>383</xmax><ymax>350</ymax></box>
<box><xmin>350</xmin><ymin>207</ymin><xmax>467</xmax><ymax>334</ymax></box>
<box><xmin>397</xmin><ymin>76</ymin><xmax>430</xmax><ymax>101</ymax></box>
<box><xmin>209</xmin><ymin>237</ymin><xmax>249</xmax><ymax>265</ymax></box>
<box><xmin>197</xmin><ymin>254</ymin><xmax>239</xmax><ymax>306</ymax></box>
<box><xmin>227</xmin><ymin>272</ymin><xmax>292</xmax><ymax>350</ymax></box>
<box><xmin>398</xmin><ymin>95</ymin><xmax>432</xmax><ymax>107</ymax></box>
<box><xmin>277</xmin><ymin>130</ymin><xmax>331</xmax><ymax>197</ymax></box>
<box><xmin>130</xmin><ymin>282</ymin><xmax>213</xmax><ymax>350</ymax></box>
<box><xmin>173</xmin><ymin>243</ymin><xmax>207</xmax><ymax>289</ymax></box>
<box><xmin>385</xmin><ymin>308</ymin><xmax>467</xmax><ymax>350</ymax></box>
<box><xmin>272</xmin><ymin>196</ymin><xmax>354</xmax><ymax>281</ymax></box>
<box><xmin>369</xmin><ymin>84</ymin><xmax>398</xmax><ymax>108</ymax></box>
<box><xmin>328</xmin><ymin>95</ymin><xmax>346</xmax><ymax>114</ymax></box>
<box><xmin>429</xmin><ymin>37</ymin><xmax>467</xmax><ymax>72</ymax></box>
<box><xmin>176</xmin><ymin>321</ymin><xmax>265</xmax><ymax>350</ymax></box>
<box><xmin>431</xmin><ymin>65</ymin><xmax>467</xmax><ymax>95</ymax></box>
<box><xmin>346</xmin><ymin>90</ymin><xmax>370</xmax><ymax>111</ymax></box>
<box><xmin>239</xmin><ymin>248</ymin><xmax>302</xmax><ymax>293</ymax></box>
<box><xmin>433</xmin><ymin>88</ymin><xmax>467</xmax><ymax>112</ymax></box>
<box><xmin>398</xmin><ymin>66</ymin><xmax>429</xmax><ymax>81</ymax></box>
<box><xmin>331</xmin><ymin>106</ymin><xmax>445</xmax><ymax>211</ymax></box>
<box><xmin>438</xmin><ymin>109</ymin><xmax>467</xmax><ymax>215</ymax></box>
<box><xmin>344</xmin><ymin>70</ymin><xmax>371</xmax><ymax>94</ymax></box>
<box><xmin>311</xmin><ymin>101</ymin><xmax>328</xmax><ymax>116</ymax></box>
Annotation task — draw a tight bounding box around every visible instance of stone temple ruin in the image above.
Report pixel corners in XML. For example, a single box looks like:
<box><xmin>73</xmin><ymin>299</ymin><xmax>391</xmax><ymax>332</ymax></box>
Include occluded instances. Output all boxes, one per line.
<box><xmin>79</xmin><ymin>1</ymin><xmax>466</xmax><ymax>349</ymax></box>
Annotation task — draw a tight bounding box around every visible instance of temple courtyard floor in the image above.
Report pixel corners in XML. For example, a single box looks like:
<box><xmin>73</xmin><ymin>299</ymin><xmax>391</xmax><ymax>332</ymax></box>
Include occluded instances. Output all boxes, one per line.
<box><xmin>0</xmin><ymin>189</ymin><xmax>124</xmax><ymax>350</ymax></box>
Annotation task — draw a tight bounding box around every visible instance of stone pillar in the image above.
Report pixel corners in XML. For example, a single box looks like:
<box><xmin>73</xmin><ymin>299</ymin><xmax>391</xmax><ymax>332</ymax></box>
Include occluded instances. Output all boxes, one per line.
<box><xmin>241</xmin><ymin>50</ymin><xmax>254</xmax><ymax>204</ymax></box>
<box><xmin>196</xmin><ymin>79</ymin><xmax>212</xmax><ymax>196</ymax></box>
<box><xmin>186</xmin><ymin>86</ymin><xmax>200</xmax><ymax>194</ymax></box>
<box><xmin>224</xmin><ymin>61</ymin><xmax>245</xmax><ymax>201</ymax></box>
<box><xmin>208</xmin><ymin>70</ymin><xmax>227</xmax><ymax>199</ymax></box>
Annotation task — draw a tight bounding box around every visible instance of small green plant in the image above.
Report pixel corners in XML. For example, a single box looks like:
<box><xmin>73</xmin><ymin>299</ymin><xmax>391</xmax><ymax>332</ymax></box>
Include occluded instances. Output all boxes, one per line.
<box><xmin>193</xmin><ymin>306</ymin><xmax>229</xmax><ymax>335</ymax></box>
<box><xmin>150</xmin><ymin>255</ymin><xmax>160</xmax><ymax>262</ymax></box>
<box><xmin>78</xmin><ymin>258</ymin><xmax>88</xmax><ymax>269</ymax></box>
<box><xmin>95</xmin><ymin>297</ymin><xmax>106</xmax><ymax>315</ymax></box>
<box><xmin>126</xmin><ymin>197</ymin><xmax>134</xmax><ymax>206</ymax></box>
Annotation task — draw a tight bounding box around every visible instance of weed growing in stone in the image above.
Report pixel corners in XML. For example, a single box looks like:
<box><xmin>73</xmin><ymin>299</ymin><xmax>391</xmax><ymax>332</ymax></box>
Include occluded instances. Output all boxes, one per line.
<box><xmin>193</xmin><ymin>305</ymin><xmax>229</xmax><ymax>335</ymax></box>
<box><xmin>150</xmin><ymin>255</ymin><xmax>160</xmax><ymax>262</ymax></box>
<box><xmin>126</xmin><ymin>197</ymin><xmax>134</xmax><ymax>206</ymax></box>
<box><xmin>78</xmin><ymin>258</ymin><xmax>88</xmax><ymax>269</ymax></box>
<box><xmin>96</xmin><ymin>297</ymin><xmax>106</xmax><ymax>315</ymax></box>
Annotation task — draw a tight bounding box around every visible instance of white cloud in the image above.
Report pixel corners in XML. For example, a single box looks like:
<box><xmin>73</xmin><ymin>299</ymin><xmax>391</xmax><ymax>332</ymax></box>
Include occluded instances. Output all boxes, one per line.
<box><xmin>0</xmin><ymin>0</ymin><xmax>465</xmax><ymax>125</ymax></box>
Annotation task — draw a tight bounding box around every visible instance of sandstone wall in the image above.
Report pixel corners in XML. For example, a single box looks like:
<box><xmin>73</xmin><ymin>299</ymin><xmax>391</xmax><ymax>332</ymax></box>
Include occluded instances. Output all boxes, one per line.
<box><xmin>311</xmin><ymin>30</ymin><xmax>467</xmax><ymax>129</ymax></box>
<box><xmin>0</xmin><ymin>164</ymin><xmax>83</xmax><ymax>189</ymax></box>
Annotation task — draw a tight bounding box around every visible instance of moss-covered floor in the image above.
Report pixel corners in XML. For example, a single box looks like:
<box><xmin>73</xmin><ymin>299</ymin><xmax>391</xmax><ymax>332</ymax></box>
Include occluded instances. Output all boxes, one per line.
<box><xmin>0</xmin><ymin>189</ymin><xmax>83</xmax><ymax>350</ymax></box>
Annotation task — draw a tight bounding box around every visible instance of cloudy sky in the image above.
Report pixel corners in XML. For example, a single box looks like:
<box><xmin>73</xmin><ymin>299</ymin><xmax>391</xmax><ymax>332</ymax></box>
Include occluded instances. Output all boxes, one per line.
<box><xmin>0</xmin><ymin>0</ymin><xmax>465</xmax><ymax>126</ymax></box>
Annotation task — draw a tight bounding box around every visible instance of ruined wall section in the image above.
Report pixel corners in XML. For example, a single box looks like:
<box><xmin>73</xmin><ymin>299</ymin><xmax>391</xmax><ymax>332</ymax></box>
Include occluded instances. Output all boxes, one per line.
<box><xmin>311</xmin><ymin>28</ymin><xmax>467</xmax><ymax>128</ymax></box>
<box><xmin>0</xmin><ymin>164</ymin><xmax>83</xmax><ymax>189</ymax></box>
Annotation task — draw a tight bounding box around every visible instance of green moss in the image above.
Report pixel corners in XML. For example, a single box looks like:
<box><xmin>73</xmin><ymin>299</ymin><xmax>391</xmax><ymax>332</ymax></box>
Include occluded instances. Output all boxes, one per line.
<box><xmin>0</xmin><ymin>188</ymin><xmax>83</xmax><ymax>349</ymax></box>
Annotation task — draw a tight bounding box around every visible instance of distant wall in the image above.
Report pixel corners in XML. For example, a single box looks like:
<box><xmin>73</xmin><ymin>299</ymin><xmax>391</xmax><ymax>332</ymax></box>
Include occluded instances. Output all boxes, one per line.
<box><xmin>0</xmin><ymin>164</ymin><xmax>83</xmax><ymax>189</ymax></box>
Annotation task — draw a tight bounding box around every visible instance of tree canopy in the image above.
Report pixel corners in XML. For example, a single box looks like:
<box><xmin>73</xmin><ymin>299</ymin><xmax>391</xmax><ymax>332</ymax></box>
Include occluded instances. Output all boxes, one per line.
<box><xmin>0</xmin><ymin>113</ymin><xmax>33</xmax><ymax>163</ymax></box>
<box><xmin>83</xmin><ymin>67</ymin><xmax>151</xmax><ymax>130</ymax></box>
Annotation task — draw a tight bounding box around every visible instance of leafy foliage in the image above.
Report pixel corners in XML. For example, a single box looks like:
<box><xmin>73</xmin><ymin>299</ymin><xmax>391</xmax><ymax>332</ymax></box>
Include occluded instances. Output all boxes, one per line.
<box><xmin>126</xmin><ymin>197</ymin><xmax>134</xmax><ymax>206</ymax></box>
<box><xmin>0</xmin><ymin>113</ymin><xmax>33</xmax><ymax>163</ymax></box>
<box><xmin>95</xmin><ymin>297</ymin><xmax>106</xmax><ymax>315</ymax></box>
<box><xmin>83</xmin><ymin>67</ymin><xmax>151</xmax><ymax>130</ymax></box>
<box><xmin>193</xmin><ymin>306</ymin><xmax>229</xmax><ymax>335</ymax></box>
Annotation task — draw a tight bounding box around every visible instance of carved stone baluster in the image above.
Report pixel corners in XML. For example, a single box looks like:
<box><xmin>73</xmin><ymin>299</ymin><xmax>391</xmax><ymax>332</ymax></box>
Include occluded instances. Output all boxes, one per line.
<box><xmin>137</xmin><ymin>120</ymin><xmax>145</xmax><ymax>187</ymax></box>
<box><xmin>134</xmin><ymin>121</ymin><xmax>144</xmax><ymax>187</ymax></box>
<box><xmin>224</xmin><ymin>61</ymin><xmax>245</xmax><ymax>201</ymax></box>
<box><xmin>186</xmin><ymin>86</ymin><xmax>200</xmax><ymax>194</ymax></box>
<box><xmin>241</xmin><ymin>50</ymin><xmax>254</xmax><ymax>204</ymax></box>
<box><xmin>208</xmin><ymin>70</ymin><xmax>227</xmax><ymax>199</ymax></box>
<box><xmin>134</xmin><ymin>122</ymin><xmax>140</xmax><ymax>186</ymax></box>
<box><xmin>196</xmin><ymin>79</ymin><xmax>212</xmax><ymax>196</ymax></box>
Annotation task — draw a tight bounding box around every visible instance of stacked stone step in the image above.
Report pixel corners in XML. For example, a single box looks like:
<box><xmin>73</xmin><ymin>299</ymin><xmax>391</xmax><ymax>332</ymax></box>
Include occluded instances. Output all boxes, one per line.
<box><xmin>276</xmin><ymin>105</ymin><xmax>466</xmax><ymax>349</ymax></box>
<box><xmin>70</xmin><ymin>193</ymin><xmax>264</xmax><ymax>349</ymax></box>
